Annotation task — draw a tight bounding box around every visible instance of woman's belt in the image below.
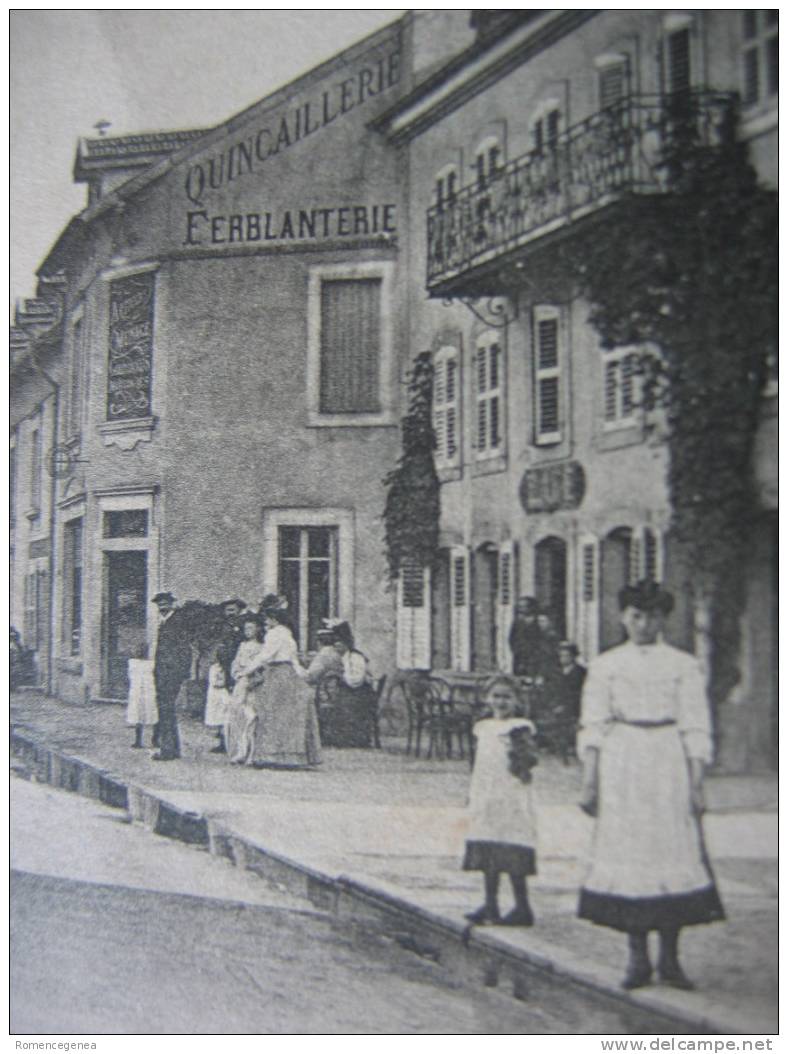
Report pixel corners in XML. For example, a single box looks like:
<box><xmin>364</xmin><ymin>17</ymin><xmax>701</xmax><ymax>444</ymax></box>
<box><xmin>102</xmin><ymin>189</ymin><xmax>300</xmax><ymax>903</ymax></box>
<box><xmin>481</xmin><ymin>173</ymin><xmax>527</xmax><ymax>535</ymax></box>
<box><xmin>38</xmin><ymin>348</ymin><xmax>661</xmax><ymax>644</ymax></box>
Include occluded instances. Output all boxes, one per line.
<box><xmin>267</xmin><ymin>660</ymin><xmax>291</xmax><ymax>666</ymax></box>
<box><xmin>612</xmin><ymin>717</ymin><xmax>677</xmax><ymax>728</ymax></box>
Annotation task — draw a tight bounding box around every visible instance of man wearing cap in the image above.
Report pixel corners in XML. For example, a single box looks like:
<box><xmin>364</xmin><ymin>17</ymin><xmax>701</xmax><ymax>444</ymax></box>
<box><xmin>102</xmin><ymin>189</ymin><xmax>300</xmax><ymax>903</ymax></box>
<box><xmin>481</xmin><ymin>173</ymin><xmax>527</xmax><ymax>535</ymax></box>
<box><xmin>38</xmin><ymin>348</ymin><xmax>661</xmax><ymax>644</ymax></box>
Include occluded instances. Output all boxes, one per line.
<box><xmin>150</xmin><ymin>592</ymin><xmax>192</xmax><ymax>761</ymax></box>
<box><xmin>576</xmin><ymin>579</ymin><xmax>724</xmax><ymax>991</ymax></box>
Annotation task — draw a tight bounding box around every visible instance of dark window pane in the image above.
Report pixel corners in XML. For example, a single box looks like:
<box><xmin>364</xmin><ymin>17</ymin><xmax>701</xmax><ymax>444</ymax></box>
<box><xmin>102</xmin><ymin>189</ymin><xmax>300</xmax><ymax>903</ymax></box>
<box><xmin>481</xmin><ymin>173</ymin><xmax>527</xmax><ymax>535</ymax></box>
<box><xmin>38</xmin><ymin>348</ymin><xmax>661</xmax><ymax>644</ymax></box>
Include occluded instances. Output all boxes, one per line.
<box><xmin>308</xmin><ymin>527</ymin><xmax>330</xmax><ymax>558</ymax></box>
<box><xmin>743</xmin><ymin>10</ymin><xmax>758</xmax><ymax>38</ymax></box>
<box><xmin>279</xmin><ymin>526</ymin><xmax>301</xmax><ymax>558</ymax></box>
<box><xmin>743</xmin><ymin>47</ymin><xmax>760</xmax><ymax>104</ymax></box>
<box><xmin>307</xmin><ymin>561</ymin><xmax>331</xmax><ymax>652</ymax></box>
<box><xmin>667</xmin><ymin>28</ymin><xmax>691</xmax><ymax>94</ymax></box>
<box><xmin>278</xmin><ymin>559</ymin><xmax>301</xmax><ymax>644</ymax></box>
<box><xmin>537</xmin><ymin>319</ymin><xmax>559</xmax><ymax>369</ymax></box>
<box><xmin>103</xmin><ymin>510</ymin><xmax>148</xmax><ymax>538</ymax></box>
<box><xmin>766</xmin><ymin>10</ymin><xmax>778</xmax><ymax>27</ymax></box>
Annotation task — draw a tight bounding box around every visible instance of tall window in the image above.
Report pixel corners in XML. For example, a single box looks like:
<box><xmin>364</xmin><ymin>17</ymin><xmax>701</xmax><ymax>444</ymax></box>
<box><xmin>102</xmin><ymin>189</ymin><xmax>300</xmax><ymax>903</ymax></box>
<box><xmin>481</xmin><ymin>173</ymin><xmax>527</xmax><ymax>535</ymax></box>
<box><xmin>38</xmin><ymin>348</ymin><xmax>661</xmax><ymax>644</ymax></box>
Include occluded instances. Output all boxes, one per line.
<box><xmin>63</xmin><ymin>518</ymin><xmax>84</xmax><ymax>656</ymax></box>
<box><xmin>434</xmin><ymin>165</ymin><xmax>459</xmax><ymax>209</ymax></box>
<box><xmin>30</xmin><ymin>424</ymin><xmax>42</xmax><ymax>510</ymax></box>
<box><xmin>278</xmin><ymin>525</ymin><xmax>338</xmax><ymax>653</ymax></box>
<box><xmin>741</xmin><ymin>11</ymin><xmax>778</xmax><ymax>108</ymax></box>
<box><xmin>433</xmin><ymin>346</ymin><xmax>460</xmax><ymax>469</ymax></box>
<box><xmin>308</xmin><ymin>262</ymin><xmax>392</xmax><ymax>426</ymax></box>
<box><xmin>603</xmin><ymin>347</ymin><xmax>639</xmax><ymax>428</ymax></box>
<box><xmin>69</xmin><ymin>318</ymin><xmax>84</xmax><ymax>436</ymax></box>
<box><xmin>533</xmin><ymin>306</ymin><xmax>564</xmax><ymax>444</ymax></box>
<box><xmin>107</xmin><ymin>272</ymin><xmax>154</xmax><ymax>421</ymax></box>
<box><xmin>664</xmin><ymin>22</ymin><xmax>693</xmax><ymax>95</ymax></box>
<box><xmin>474</xmin><ymin>137</ymin><xmax>502</xmax><ymax>189</ymax></box>
<box><xmin>475</xmin><ymin>333</ymin><xmax>504</xmax><ymax>458</ymax></box>
<box><xmin>532</xmin><ymin>108</ymin><xmax>561</xmax><ymax>154</ymax></box>
<box><xmin>598</xmin><ymin>57</ymin><xmax>629</xmax><ymax>110</ymax></box>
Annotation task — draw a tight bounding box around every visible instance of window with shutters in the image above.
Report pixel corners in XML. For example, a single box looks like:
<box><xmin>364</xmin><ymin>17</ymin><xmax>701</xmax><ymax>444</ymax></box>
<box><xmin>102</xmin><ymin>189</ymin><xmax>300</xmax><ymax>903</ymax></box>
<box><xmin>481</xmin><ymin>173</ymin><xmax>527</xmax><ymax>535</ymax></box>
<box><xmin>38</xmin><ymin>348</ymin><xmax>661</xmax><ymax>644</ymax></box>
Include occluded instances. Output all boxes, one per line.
<box><xmin>533</xmin><ymin>306</ymin><xmax>563</xmax><ymax>445</ymax></box>
<box><xmin>475</xmin><ymin>332</ymin><xmax>505</xmax><ymax>460</ymax></box>
<box><xmin>307</xmin><ymin>262</ymin><xmax>394</xmax><ymax>426</ymax></box>
<box><xmin>434</xmin><ymin>164</ymin><xmax>459</xmax><ymax>209</ymax></box>
<box><xmin>29</xmin><ymin>421</ymin><xmax>42</xmax><ymax>512</ymax></box>
<box><xmin>597</xmin><ymin>56</ymin><xmax>629</xmax><ymax>110</ymax></box>
<box><xmin>432</xmin><ymin>346</ymin><xmax>461</xmax><ymax>470</ymax></box>
<box><xmin>474</xmin><ymin>137</ymin><xmax>502</xmax><ymax>190</ymax></box>
<box><xmin>602</xmin><ymin>346</ymin><xmax>640</xmax><ymax>429</ymax></box>
<box><xmin>644</xmin><ymin>527</ymin><xmax>658</xmax><ymax>581</ymax></box>
<box><xmin>499</xmin><ymin>551</ymin><xmax>512</xmax><ymax>606</ymax></box>
<box><xmin>662</xmin><ymin>18</ymin><xmax>694</xmax><ymax>96</ymax></box>
<box><xmin>531</xmin><ymin>105</ymin><xmax>561</xmax><ymax>155</ymax></box>
<box><xmin>401</xmin><ymin>558</ymin><xmax>426</xmax><ymax>608</ymax></box>
<box><xmin>741</xmin><ymin>11</ymin><xmax>778</xmax><ymax>109</ymax></box>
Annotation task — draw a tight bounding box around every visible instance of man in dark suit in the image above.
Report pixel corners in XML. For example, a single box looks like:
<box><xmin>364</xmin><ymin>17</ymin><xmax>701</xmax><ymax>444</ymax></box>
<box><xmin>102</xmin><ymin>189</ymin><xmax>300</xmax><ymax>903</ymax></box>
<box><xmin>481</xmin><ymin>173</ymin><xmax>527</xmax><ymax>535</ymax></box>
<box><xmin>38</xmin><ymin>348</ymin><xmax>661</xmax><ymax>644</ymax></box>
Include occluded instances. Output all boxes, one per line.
<box><xmin>151</xmin><ymin>591</ymin><xmax>192</xmax><ymax>761</ymax></box>
<box><xmin>508</xmin><ymin>596</ymin><xmax>543</xmax><ymax>678</ymax></box>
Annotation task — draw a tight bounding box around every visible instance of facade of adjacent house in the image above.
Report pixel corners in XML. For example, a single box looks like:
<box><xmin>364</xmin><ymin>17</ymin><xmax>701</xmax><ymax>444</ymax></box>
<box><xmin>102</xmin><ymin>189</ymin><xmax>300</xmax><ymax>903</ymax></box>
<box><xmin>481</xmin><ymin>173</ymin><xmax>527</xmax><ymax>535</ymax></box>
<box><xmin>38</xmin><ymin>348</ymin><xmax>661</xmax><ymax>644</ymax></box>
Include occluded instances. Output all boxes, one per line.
<box><xmin>10</xmin><ymin>11</ymin><xmax>777</xmax><ymax>770</ymax></box>
<box><xmin>379</xmin><ymin>9</ymin><xmax>777</xmax><ymax>771</ymax></box>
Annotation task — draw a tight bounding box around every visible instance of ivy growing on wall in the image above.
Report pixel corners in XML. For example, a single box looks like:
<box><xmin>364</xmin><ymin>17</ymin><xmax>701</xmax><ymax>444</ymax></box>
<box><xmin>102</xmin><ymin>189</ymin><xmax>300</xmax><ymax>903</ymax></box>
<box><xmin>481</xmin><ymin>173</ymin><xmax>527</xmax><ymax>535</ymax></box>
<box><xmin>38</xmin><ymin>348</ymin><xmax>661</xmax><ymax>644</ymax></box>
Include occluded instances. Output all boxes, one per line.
<box><xmin>569</xmin><ymin>96</ymin><xmax>778</xmax><ymax>706</ymax></box>
<box><xmin>382</xmin><ymin>351</ymin><xmax>441</xmax><ymax>580</ymax></box>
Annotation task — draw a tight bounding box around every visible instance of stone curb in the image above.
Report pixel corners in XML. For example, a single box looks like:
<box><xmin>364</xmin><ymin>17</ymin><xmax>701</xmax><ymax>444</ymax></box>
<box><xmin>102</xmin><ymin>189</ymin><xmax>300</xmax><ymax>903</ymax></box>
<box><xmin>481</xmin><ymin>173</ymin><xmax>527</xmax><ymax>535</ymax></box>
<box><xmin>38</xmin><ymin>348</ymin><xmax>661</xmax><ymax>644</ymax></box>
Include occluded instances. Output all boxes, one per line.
<box><xmin>9</xmin><ymin>727</ymin><xmax>750</xmax><ymax>1035</ymax></box>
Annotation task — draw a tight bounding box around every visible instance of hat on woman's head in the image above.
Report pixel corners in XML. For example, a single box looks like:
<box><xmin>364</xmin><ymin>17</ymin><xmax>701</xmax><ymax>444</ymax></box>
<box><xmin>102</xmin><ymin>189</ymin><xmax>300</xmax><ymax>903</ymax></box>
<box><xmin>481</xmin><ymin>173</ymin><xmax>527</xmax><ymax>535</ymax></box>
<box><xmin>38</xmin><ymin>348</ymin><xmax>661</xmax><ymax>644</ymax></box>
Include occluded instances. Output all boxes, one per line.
<box><xmin>331</xmin><ymin>620</ymin><xmax>354</xmax><ymax>648</ymax></box>
<box><xmin>152</xmin><ymin>591</ymin><xmax>176</xmax><ymax>605</ymax></box>
<box><xmin>316</xmin><ymin>619</ymin><xmax>336</xmax><ymax>642</ymax></box>
<box><xmin>618</xmin><ymin>579</ymin><xmax>674</xmax><ymax>615</ymax></box>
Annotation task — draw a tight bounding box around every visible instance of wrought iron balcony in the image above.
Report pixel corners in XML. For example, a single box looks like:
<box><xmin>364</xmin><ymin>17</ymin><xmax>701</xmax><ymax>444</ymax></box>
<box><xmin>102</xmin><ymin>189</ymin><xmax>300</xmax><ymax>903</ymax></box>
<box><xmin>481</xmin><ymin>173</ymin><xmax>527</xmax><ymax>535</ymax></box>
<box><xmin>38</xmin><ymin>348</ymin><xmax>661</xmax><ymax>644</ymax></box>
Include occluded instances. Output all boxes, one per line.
<box><xmin>426</xmin><ymin>91</ymin><xmax>736</xmax><ymax>295</ymax></box>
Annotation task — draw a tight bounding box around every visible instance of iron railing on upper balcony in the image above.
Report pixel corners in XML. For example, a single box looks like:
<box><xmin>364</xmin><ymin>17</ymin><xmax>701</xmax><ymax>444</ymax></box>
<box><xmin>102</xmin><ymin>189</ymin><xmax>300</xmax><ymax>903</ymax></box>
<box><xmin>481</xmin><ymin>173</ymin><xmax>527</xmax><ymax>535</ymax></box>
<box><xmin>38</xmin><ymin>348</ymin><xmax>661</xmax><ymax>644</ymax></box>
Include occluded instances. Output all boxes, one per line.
<box><xmin>426</xmin><ymin>91</ymin><xmax>737</xmax><ymax>291</ymax></box>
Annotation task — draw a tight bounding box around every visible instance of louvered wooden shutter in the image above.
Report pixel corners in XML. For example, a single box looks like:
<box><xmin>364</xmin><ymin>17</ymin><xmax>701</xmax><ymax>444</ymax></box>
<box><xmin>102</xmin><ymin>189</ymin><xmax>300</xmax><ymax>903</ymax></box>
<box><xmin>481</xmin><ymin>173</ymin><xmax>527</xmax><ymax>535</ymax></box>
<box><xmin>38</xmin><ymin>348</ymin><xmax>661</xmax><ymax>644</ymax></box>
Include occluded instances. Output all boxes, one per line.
<box><xmin>396</xmin><ymin>561</ymin><xmax>431</xmax><ymax>670</ymax></box>
<box><xmin>450</xmin><ymin>546</ymin><xmax>471</xmax><ymax>671</ymax></box>
<box><xmin>534</xmin><ymin>306</ymin><xmax>562</xmax><ymax>444</ymax></box>
<box><xmin>577</xmin><ymin>534</ymin><xmax>600</xmax><ymax>660</ymax></box>
<box><xmin>496</xmin><ymin>540</ymin><xmax>517</xmax><ymax>671</ymax></box>
<box><xmin>667</xmin><ymin>27</ymin><xmax>691</xmax><ymax>94</ymax></box>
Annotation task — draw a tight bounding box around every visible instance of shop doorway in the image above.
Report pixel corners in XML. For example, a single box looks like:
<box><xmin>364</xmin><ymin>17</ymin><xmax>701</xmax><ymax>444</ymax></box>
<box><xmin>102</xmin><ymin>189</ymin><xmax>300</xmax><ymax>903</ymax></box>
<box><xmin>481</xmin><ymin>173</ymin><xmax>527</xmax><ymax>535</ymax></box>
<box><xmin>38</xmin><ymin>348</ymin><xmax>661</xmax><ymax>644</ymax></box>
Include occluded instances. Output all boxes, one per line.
<box><xmin>534</xmin><ymin>536</ymin><xmax>567</xmax><ymax>639</ymax></box>
<box><xmin>600</xmin><ymin>527</ymin><xmax>631</xmax><ymax>651</ymax></box>
<box><xmin>102</xmin><ymin>550</ymin><xmax>148</xmax><ymax>699</ymax></box>
<box><xmin>472</xmin><ymin>544</ymin><xmax>498</xmax><ymax>672</ymax></box>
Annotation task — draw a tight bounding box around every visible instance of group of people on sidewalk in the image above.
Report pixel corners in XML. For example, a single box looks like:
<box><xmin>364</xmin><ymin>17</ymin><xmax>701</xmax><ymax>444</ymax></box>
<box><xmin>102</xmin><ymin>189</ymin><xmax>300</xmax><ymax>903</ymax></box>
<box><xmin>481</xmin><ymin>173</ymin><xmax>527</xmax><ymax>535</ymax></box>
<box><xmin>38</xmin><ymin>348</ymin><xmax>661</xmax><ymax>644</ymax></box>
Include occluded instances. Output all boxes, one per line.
<box><xmin>126</xmin><ymin>590</ymin><xmax>376</xmax><ymax>769</ymax></box>
<box><xmin>464</xmin><ymin>579</ymin><xmax>724</xmax><ymax>993</ymax></box>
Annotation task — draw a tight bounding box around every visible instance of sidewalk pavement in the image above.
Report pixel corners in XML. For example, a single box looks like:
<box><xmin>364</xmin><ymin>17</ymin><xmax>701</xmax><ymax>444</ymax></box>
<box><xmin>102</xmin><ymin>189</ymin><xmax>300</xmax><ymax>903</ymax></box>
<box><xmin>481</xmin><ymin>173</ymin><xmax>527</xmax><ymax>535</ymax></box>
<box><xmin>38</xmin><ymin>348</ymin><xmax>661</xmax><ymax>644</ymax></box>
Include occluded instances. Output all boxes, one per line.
<box><xmin>10</xmin><ymin>690</ymin><xmax>777</xmax><ymax>1035</ymax></box>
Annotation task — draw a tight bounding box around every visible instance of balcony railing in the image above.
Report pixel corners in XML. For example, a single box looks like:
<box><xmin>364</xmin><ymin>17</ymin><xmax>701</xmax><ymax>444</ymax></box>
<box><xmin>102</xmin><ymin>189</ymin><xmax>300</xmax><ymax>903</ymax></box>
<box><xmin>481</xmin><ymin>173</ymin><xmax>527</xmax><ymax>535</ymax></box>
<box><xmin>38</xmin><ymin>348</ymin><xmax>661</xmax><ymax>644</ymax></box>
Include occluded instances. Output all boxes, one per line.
<box><xmin>426</xmin><ymin>91</ymin><xmax>736</xmax><ymax>292</ymax></box>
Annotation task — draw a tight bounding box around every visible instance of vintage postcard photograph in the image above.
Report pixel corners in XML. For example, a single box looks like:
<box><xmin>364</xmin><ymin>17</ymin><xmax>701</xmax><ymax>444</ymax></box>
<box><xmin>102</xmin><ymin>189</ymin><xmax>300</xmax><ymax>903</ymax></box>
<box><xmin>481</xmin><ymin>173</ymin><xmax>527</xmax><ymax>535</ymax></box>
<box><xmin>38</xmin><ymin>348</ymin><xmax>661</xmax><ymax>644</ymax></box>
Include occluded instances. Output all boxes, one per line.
<box><xmin>9</xmin><ymin>9</ymin><xmax>777</xmax><ymax>1038</ymax></box>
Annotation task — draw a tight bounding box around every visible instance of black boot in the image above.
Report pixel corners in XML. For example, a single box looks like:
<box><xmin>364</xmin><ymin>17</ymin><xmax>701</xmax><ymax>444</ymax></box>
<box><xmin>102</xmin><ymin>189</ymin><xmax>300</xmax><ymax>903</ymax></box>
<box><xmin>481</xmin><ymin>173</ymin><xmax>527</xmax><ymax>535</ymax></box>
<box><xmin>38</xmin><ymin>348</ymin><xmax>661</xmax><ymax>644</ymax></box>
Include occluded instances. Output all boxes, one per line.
<box><xmin>151</xmin><ymin>723</ymin><xmax>160</xmax><ymax>749</ymax></box>
<box><xmin>657</xmin><ymin>927</ymin><xmax>695</xmax><ymax>989</ymax></box>
<box><xmin>132</xmin><ymin>724</ymin><xmax>144</xmax><ymax>748</ymax></box>
<box><xmin>210</xmin><ymin>731</ymin><xmax>227</xmax><ymax>754</ymax></box>
<box><xmin>622</xmin><ymin>931</ymin><xmax>652</xmax><ymax>990</ymax></box>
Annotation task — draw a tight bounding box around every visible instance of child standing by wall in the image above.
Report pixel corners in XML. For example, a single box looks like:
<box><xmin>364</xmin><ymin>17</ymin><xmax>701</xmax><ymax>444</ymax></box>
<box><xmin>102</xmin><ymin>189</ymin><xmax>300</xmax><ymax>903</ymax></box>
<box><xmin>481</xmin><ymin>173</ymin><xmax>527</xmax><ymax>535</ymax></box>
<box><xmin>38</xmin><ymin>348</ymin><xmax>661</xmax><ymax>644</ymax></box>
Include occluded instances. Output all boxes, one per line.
<box><xmin>463</xmin><ymin>674</ymin><xmax>539</xmax><ymax>926</ymax></box>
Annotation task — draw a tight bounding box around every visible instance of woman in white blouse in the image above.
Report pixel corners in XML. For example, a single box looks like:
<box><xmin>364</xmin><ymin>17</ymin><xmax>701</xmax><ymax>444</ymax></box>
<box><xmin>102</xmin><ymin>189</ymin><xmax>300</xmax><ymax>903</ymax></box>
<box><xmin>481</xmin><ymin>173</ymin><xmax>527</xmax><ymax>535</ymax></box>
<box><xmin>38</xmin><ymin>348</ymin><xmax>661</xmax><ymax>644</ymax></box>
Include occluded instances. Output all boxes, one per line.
<box><xmin>325</xmin><ymin>621</ymin><xmax>376</xmax><ymax>748</ymax></box>
<box><xmin>233</xmin><ymin>598</ymin><xmax>321</xmax><ymax>768</ymax></box>
<box><xmin>577</xmin><ymin>580</ymin><xmax>724</xmax><ymax>991</ymax></box>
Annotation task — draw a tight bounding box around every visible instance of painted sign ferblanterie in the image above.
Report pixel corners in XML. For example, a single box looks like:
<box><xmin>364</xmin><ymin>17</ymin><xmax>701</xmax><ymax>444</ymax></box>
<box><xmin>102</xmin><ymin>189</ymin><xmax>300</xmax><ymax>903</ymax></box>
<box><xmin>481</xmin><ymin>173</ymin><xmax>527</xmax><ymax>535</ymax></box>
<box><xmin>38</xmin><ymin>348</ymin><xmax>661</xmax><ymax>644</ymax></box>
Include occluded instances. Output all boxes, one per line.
<box><xmin>184</xmin><ymin>202</ymin><xmax>397</xmax><ymax>246</ymax></box>
<box><xmin>107</xmin><ymin>272</ymin><xmax>155</xmax><ymax>421</ymax></box>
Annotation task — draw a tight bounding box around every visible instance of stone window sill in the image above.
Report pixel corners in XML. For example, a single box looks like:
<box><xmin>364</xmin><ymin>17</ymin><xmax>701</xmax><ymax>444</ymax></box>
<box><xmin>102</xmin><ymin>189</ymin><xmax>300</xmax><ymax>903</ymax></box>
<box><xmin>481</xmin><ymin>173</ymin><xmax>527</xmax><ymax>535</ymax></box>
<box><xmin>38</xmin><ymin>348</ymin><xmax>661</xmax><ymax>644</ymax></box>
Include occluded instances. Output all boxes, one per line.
<box><xmin>436</xmin><ymin>464</ymin><xmax>462</xmax><ymax>484</ymax></box>
<box><xmin>595</xmin><ymin>424</ymin><xmax>644</xmax><ymax>452</ymax></box>
<box><xmin>472</xmin><ymin>454</ymin><xmax>507</xmax><ymax>477</ymax></box>
<box><xmin>98</xmin><ymin>416</ymin><xmax>156</xmax><ymax>451</ymax></box>
<box><xmin>56</xmin><ymin>657</ymin><xmax>83</xmax><ymax>675</ymax></box>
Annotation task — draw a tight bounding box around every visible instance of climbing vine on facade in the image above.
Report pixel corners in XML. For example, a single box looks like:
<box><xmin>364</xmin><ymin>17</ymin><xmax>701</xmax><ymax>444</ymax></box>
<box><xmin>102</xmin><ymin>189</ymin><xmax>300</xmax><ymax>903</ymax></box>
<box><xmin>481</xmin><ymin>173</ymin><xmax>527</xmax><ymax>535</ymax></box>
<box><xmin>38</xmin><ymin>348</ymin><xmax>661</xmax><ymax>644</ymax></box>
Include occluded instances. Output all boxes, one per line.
<box><xmin>569</xmin><ymin>95</ymin><xmax>778</xmax><ymax>706</ymax></box>
<box><xmin>382</xmin><ymin>351</ymin><xmax>440</xmax><ymax>581</ymax></box>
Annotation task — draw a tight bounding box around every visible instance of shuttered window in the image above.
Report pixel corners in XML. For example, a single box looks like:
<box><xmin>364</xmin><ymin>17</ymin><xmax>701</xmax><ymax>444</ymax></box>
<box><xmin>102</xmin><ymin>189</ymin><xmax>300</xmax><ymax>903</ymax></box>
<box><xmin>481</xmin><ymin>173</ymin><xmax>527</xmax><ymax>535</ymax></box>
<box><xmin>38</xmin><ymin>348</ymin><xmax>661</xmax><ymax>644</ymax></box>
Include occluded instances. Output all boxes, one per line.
<box><xmin>69</xmin><ymin>319</ymin><xmax>83</xmax><ymax>436</ymax></box>
<box><xmin>475</xmin><ymin>333</ymin><xmax>504</xmax><ymax>458</ymax></box>
<box><xmin>644</xmin><ymin>527</ymin><xmax>658</xmax><ymax>580</ymax></box>
<box><xmin>453</xmin><ymin>554</ymin><xmax>466</xmax><ymax>606</ymax></box>
<box><xmin>599</xmin><ymin>61</ymin><xmax>628</xmax><ymax>109</ymax></box>
<box><xmin>401</xmin><ymin>557</ymin><xmax>426</xmax><ymax>608</ymax></box>
<box><xmin>741</xmin><ymin>11</ymin><xmax>779</xmax><ymax>107</ymax></box>
<box><xmin>666</xmin><ymin>27</ymin><xmax>692</xmax><ymax>94</ymax></box>
<box><xmin>533</xmin><ymin>306</ymin><xmax>563</xmax><ymax>444</ymax></box>
<box><xmin>499</xmin><ymin>551</ymin><xmax>512</xmax><ymax>606</ymax></box>
<box><xmin>582</xmin><ymin>544</ymin><xmax>596</xmax><ymax>602</ymax></box>
<box><xmin>603</xmin><ymin>347</ymin><xmax>639</xmax><ymax>428</ymax></box>
<box><xmin>63</xmin><ymin>518</ymin><xmax>84</xmax><ymax>656</ymax></box>
<box><xmin>319</xmin><ymin>278</ymin><xmax>382</xmax><ymax>414</ymax></box>
<box><xmin>30</xmin><ymin>423</ymin><xmax>42</xmax><ymax>509</ymax></box>
<box><xmin>433</xmin><ymin>347</ymin><xmax>460</xmax><ymax>468</ymax></box>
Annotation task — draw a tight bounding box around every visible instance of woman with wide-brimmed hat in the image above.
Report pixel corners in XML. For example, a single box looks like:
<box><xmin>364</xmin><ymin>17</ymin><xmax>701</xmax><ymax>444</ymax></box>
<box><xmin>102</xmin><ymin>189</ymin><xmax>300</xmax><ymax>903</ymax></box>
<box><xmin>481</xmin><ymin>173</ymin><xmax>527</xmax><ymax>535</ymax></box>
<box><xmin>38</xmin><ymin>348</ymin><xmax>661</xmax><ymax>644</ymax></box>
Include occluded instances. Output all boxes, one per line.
<box><xmin>235</xmin><ymin>596</ymin><xmax>321</xmax><ymax>768</ymax></box>
<box><xmin>323</xmin><ymin>620</ymin><xmax>376</xmax><ymax>748</ymax></box>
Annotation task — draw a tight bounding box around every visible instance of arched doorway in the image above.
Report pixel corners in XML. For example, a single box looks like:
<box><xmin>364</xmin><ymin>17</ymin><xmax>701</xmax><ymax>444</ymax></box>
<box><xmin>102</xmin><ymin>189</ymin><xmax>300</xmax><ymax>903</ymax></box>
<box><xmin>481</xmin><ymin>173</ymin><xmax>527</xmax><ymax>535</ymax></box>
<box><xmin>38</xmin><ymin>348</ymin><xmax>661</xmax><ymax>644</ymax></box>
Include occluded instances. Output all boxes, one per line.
<box><xmin>472</xmin><ymin>543</ymin><xmax>498</xmax><ymax>671</ymax></box>
<box><xmin>600</xmin><ymin>527</ymin><xmax>631</xmax><ymax>651</ymax></box>
<box><xmin>534</xmin><ymin>536</ymin><xmax>567</xmax><ymax>639</ymax></box>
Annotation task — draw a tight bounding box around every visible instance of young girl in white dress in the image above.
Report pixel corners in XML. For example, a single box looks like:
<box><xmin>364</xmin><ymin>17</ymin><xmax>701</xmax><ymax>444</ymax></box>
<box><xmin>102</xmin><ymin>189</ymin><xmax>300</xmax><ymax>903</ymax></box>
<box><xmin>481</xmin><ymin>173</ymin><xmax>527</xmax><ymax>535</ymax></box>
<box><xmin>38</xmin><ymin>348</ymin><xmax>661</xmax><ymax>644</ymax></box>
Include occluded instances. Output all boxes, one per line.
<box><xmin>225</xmin><ymin>615</ymin><xmax>266</xmax><ymax>764</ymax></box>
<box><xmin>463</xmin><ymin>674</ymin><xmax>539</xmax><ymax>926</ymax></box>
<box><xmin>204</xmin><ymin>656</ymin><xmax>231</xmax><ymax>752</ymax></box>
<box><xmin>127</xmin><ymin>645</ymin><xmax>158</xmax><ymax>749</ymax></box>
